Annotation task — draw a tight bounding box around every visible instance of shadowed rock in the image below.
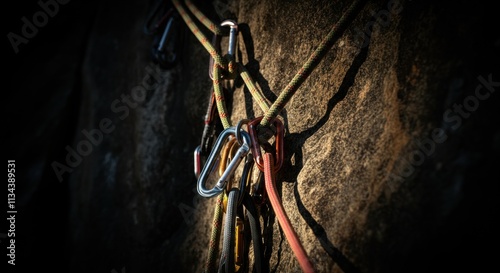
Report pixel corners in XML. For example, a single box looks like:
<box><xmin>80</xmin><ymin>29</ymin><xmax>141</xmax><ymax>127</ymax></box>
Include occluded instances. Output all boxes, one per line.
<box><xmin>6</xmin><ymin>0</ymin><xmax>499</xmax><ymax>272</ymax></box>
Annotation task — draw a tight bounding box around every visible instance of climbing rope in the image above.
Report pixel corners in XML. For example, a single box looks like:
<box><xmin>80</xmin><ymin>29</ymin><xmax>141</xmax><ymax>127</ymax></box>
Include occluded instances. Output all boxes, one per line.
<box><xmin>171</xmin><ymin>0</ymin><xmax>228</xmax><ymax>73</ymax></box>
<box><xmin>184</xmin><ymin>0</ymin><xmax>228</xmax><ymax>36</ymax></box>
<box><xmin>238</xmin><ymin>63</ymin><xmax>271</xmax><ymax>113</ymax></box>
<box><xmin>241</xmin><ymin>192</ymin><xmax>263</xmax><ymax>273</ymax></box>
<box><xmin>172</xmin><ymin>1</ymin><xmax>235</xmax><ymax>269</ymax></box>
<box><xmin>212</xmin><ymin>61</ymin><xmax>232</xmax><ymax>128</ymax></box>
<box><xmin>259</xmin><ymin>0</ymin><xmax>366</xmax><ymax>128</ymax></box>
<box><xmin>263</xmin><ymin>153</ymin><xmax>314</xmax><ymax>273</ymax></box>
<box><xmin>173</xmin><ymin>0</ymin><xmax>367</xmax><ymax>271</ymax></box>
<box><xmin>219</xmin><ymin>188</ymin><xmax>239</xmax><ymax>273</ymax></box>
<box><xmin>205</xmin><ymin>194</ymin><xmax>224</xmax><ymax>273</ymax></box>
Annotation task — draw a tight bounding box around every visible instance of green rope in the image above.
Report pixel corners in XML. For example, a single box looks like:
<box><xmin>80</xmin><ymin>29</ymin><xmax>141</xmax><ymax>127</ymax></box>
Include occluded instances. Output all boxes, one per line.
<box><xmin>171</xmin><ymin>2</ymin><xmax>227</xmax><ymax>270</ymax></box>
<box><xmin>212</xmin><ymin>62</ymin><xmax>232</xmax><ymax>129</ymax></box>
<box><xmin>172</xmin><ymin>2</ymin><xmax>235</xmax><ymax>270</ymax></box>
<box><xmin>172</xmin><ymin>0</ymin><xmax>227</xmax><ymax>71</ymax></box>
<box><xmin>205</xmin><ymin>194</ymin><xmax>224</xmax><ymax>273</ymax></box>
<box><xmin>259</xmin><ymin>0</ymin><xmax>366</xmax><ymax>128</ymax></box>
<box><xmin>238</xmin><ymin>63</ymin><xmax>271</xmax><ymax>113</ymax></box>
<box><xmin>185</xmin><ymin>0</ymin><xmax>228</xmax><ymax>36</ymax></box>
<box><xmin>173</xmin><ymin>0</ymin><xmax>240</xmax><ymax>129</ymax></box>
<box><xmin>173</xmin><ymin>0</ymin><xmax>271</xmax><ymax>118</ymax></box>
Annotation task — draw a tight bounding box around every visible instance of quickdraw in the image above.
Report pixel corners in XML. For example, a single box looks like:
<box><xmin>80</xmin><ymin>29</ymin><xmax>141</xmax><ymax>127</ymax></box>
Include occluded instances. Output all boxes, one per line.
<box><xmin>170</xmin><ymin>0</ymin><xmax>367</xmax><ymax>271</ymax></box>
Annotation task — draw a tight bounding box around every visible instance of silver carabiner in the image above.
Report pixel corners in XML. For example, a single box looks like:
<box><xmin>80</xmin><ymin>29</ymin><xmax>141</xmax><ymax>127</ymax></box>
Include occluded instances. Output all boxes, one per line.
<box><xmin>220</xmin><ymin>20</ymin><xmax>238</xmax><ymax>57</ymax></box>
<box><xmin>208</xmin><ymin>19</ymin><xmax>238</xmax><ymax>80</ymax></box>
<box><xmin>197</xmin><ymin>126</ymin><xmax>251</xmax><ymax>198</ymax></box>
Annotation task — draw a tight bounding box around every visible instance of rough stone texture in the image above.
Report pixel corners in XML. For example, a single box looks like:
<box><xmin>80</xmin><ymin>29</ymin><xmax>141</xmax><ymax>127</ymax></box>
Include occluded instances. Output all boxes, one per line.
<box><xmin>6</xmin><ymin>0</ymin><xmax>499</xmax><ymax>272</ymax></box>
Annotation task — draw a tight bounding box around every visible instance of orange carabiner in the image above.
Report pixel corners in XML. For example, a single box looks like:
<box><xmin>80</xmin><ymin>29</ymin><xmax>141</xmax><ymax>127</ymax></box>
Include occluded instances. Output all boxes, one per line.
<box><xmin>218</xmin><ymin>137</ymin><xmax>238</xmax><ymax>177</ymax></box>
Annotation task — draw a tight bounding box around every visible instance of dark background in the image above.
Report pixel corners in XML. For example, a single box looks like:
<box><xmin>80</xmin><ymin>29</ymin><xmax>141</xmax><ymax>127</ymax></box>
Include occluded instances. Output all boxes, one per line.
<box><xmin>3</xmin><ymin>0</ymin><xmax>500</xmax><ymax>272</ymax></box>
<box><xmin>4</xmin><ymin>0</ymin><xmax>99</xmax><ymax>271</ymax></box>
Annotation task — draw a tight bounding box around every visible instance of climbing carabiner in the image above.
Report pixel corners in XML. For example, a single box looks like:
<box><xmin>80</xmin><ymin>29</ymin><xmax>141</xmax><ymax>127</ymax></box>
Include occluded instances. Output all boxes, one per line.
<box><xmin>151</xmin><ymin>10</ymin><xmax>180</xmax><ymax>69</ymax></box>
<box><xmin>208</xmin><ymin>19</ymin><xmax>239</xmax><ymax>80</ymax></box>
<box><xmin>197</xmin><ymin>126</ymin><xmax>252</xmax><ymax>198</ymax></box>
<box><xmin>218</xmin><ymin>137</ymin><xmax>238</xmax><ymax>178</ymax></box>
<box><xmin>221</xmin><ymin>20</ymin><xmax>238</xmax><ymax>57</ymax></box>
<box><xmin>219</xmin><ymin>139</ymin><xmax>253</xmax><ymax>205</ymax></box>
<box><xmin>193</xmin><ymin>145</ymin><xmax>202</xmax><ymax>178</ymax></box>
<box><xmin>143</xmin><ymin>0</ymin><xmax>173</xmax><ymax>35</ymax></box>
<box><xmin>238</xmin><ymin>153</ymin><xmax>254</xmax><ymax>206</ymax></box>
<box><xmin>234</xmin><ymin>215</ymin><xmax>245</xmax><ymax>271</ymax></box>
<box><xmin>200</xmin><ymin>89</ymin><xmax>219</xmax><ymax>155</ymax></box>
<box><xmin>248</xmin><ymin>117</ymin><xmax>284</xmax><ymax>172</ymax></box>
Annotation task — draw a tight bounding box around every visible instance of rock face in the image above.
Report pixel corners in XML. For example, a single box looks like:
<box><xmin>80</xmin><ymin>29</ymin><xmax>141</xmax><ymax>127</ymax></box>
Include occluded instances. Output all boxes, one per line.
<box><xmin>7</xmin><ymin>0</ymin><xmax>499</xmax><ymax>272</ymax></box>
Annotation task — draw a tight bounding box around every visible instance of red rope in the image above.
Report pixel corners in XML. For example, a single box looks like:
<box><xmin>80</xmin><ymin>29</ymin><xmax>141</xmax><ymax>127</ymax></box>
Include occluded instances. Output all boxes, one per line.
<box><xmin>263</xmin><ymin>153</ymin><xmax>315</xmax><ymax>273</ymax></box>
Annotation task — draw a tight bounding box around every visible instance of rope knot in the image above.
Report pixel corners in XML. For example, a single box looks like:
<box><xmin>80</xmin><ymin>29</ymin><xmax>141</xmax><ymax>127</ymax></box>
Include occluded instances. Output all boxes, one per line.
<box><xmin>224</xmin><ymin>55</ymin><xmax>238</xmax><ymax>79</ymax></box>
